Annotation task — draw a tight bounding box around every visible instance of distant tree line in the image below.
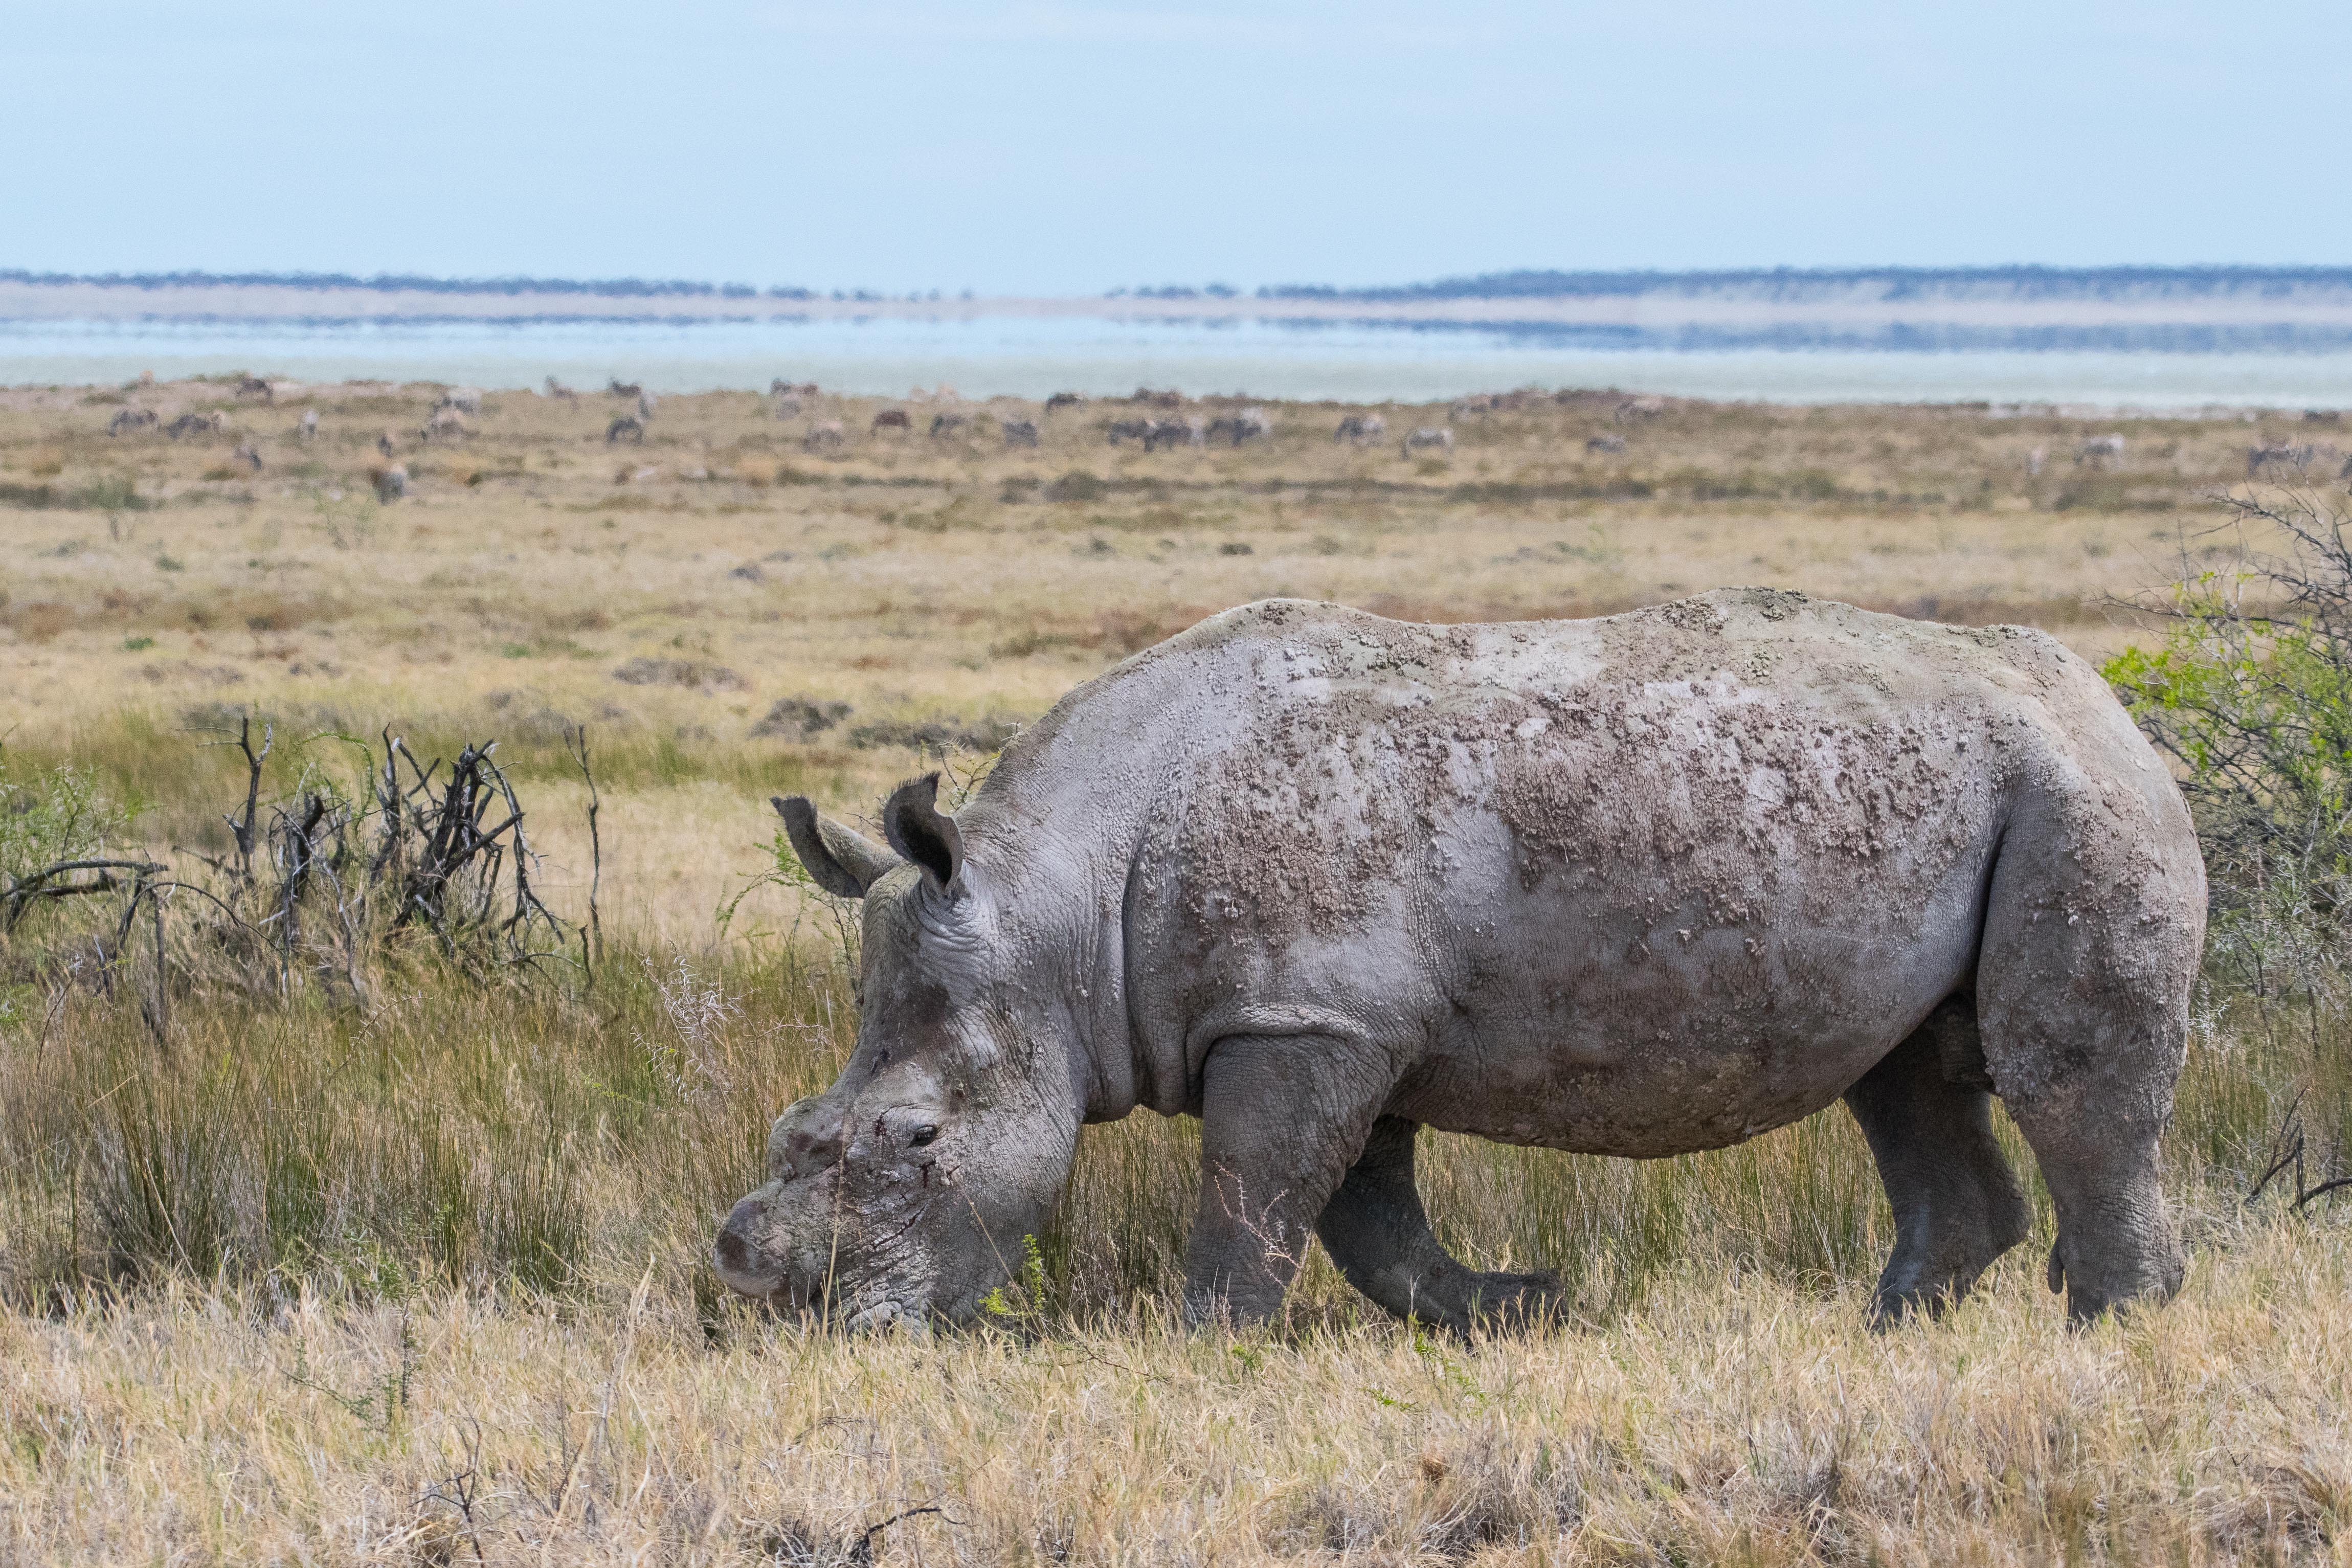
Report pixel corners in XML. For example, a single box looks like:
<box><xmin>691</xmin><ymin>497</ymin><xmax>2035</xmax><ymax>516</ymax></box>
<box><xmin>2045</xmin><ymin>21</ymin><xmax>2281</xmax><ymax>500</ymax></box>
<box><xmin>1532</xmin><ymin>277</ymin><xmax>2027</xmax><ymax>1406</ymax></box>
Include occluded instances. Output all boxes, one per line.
<box><xmin>1253</xmin><ymin>265</ymin><xmax>2352</xmax><ymax>302</ymax></box>
<box><xmin>0</xmin><ymin>268</ymin><xmax>816</xmax><ymax>300</ymax></box>
<box><xmin>1107</xmin><ymin>284</ymin><xmax>1243</xmax><ymax>300</ymax></box>
<box><xmin>14</xmin><ymin>263</ymin><xmax>2352</xmax><ymax>306</ymax></box>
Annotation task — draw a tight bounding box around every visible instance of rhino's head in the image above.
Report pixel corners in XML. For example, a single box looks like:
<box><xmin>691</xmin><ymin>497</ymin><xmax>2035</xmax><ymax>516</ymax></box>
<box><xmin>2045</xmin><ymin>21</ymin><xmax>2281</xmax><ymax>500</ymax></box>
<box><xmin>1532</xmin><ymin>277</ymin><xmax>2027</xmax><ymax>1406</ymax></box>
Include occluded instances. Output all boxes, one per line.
<box><xmin>712</xmin><ymin>775</ymin><xmax>1084</xmax><ymax>1329</ymax></box>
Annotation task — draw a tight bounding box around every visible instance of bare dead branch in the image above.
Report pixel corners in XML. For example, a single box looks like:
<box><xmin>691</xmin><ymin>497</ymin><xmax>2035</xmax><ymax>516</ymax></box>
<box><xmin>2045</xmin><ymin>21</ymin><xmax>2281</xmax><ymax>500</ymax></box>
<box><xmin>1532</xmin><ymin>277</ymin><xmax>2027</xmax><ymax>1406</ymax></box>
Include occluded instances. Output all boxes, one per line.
<box><xmin>3</xmin><ymin>859</ymin><xmax>166</xmax><ymax>932</ymax></box>
<box><xmin>567</xmin><ymin>724</ymin><xmax>603</xmax><ymax>980</ymax></box>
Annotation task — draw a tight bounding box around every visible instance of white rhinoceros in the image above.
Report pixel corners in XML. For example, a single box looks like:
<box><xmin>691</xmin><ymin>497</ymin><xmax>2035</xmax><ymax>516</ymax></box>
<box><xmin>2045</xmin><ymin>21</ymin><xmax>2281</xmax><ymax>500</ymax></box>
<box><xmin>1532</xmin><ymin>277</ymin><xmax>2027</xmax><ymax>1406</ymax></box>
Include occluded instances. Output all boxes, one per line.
<box><xmin>716</xmin><ymin>591</ymin><xmax>2204</xmax><ymax>1330</ymax></box>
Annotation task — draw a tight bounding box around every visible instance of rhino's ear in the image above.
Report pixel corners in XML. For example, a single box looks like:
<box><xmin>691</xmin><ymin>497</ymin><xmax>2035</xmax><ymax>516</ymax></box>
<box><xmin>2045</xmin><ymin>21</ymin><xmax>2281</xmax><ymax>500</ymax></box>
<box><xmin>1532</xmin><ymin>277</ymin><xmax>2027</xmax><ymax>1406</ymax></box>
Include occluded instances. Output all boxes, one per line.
<box><xmin>773</xmin><ymin>796</ymin><xmax>898</xmax><ymax>898</ymax></box>
<box><xmin>883</xmin><ymin>773</ymin><xmax>965</xmax><ymax>893</ymax></box>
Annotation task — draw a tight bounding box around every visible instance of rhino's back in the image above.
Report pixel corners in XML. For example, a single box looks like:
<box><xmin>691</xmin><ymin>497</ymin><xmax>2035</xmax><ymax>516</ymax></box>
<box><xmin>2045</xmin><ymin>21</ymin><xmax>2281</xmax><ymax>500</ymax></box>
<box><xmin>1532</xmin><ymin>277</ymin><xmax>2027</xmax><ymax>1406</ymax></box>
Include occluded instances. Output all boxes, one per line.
<box><xmin>988</xmin><ymin>592</ymin><xmax>2184</xmax><ymax>1152</ymax></box>
<box><xmin>1163</xmin><ymin>588</ymin><xmax>2087</xmax><ymax>737</ymax></box>
<box><xmin>1136</xmin><ymin>588</ymin><xmax>2095</xmax><ymax>906</ymax></box>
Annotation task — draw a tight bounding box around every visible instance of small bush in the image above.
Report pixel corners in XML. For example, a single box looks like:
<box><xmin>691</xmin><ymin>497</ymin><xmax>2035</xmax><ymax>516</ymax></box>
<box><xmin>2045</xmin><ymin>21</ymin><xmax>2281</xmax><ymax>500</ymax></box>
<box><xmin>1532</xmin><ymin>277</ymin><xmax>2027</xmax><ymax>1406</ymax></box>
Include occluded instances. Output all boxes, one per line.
<box><xmin>0</xmin><ymin>760</ymin><xmax>133</xmax><ymax>886</ymax></box>
<box><xmin>2105</xmin><ymin>488</ymin><xmax>2352</xmax><ymax>1189</ymax></box>
<box><xmin>2105</xmin><ymin>489</ymin><xmax>2352</xmax><ymax>972</ymax></box>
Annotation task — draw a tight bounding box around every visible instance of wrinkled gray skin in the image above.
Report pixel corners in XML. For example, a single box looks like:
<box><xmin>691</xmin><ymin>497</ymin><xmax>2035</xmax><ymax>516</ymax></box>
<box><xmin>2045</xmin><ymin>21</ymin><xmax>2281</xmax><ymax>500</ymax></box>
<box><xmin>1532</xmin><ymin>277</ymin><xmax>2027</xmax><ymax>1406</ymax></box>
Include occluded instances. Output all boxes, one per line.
<box><xmin>714</xmin><ymin>591</ymin><xmax>2205</xmax><ymax>1330</ymax></box>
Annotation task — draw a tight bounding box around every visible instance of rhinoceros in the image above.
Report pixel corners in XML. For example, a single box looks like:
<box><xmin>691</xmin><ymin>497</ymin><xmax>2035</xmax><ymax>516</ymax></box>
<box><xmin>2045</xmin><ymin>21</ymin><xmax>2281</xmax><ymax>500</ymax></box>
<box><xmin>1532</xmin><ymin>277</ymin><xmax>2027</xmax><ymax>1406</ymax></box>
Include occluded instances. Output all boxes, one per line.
<box><xmin>714</xmin><ymin>591</ymin><xmax>2204</xmax><ymax>1330</ymax></box>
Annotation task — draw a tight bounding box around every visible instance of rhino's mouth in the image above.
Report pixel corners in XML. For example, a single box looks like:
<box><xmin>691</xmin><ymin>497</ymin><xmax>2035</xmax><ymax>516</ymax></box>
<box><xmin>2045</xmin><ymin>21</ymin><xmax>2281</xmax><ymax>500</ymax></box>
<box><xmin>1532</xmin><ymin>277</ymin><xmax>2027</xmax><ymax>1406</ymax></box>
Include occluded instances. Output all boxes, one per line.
<box><xmin>716</xmin><ymin>1164</ymin><xmax>1006</xmax><ymax>1330</ymax></box>
<box><xmin>715</xmin><ymin>1222</ymin><xmax>948</xmax><ymax>1331</ymax></box>
<box><xmin>840</xmin><ymin>1298</ymin><xmax>931</xmax><ymax>1337</ymax></box>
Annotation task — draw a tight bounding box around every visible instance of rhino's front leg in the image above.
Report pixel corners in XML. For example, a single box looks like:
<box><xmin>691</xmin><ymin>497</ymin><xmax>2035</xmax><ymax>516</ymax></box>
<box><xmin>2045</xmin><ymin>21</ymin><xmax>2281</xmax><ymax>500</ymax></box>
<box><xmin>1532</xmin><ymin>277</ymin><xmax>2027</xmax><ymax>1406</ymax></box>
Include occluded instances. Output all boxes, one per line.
<box><xmin>1182</xmin><ymin>1033</ymin><xmax>1394</xmax><ymax>1325</ymax></box>
<box><xmin>1315</xmin><ymin>1116</ymin><xmax>1558</xmax><ymax>1333</ymax></box>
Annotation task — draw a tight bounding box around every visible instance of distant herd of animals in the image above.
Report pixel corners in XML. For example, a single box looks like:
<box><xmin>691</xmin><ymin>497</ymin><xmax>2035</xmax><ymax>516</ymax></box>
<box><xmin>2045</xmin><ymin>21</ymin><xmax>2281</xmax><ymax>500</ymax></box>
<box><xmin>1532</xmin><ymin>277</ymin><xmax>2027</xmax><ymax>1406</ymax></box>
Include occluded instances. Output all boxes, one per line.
<box><xmin>90</xmin><ymin>375</ymin><xmax>2352</xmax><ymax>482</ymax></box>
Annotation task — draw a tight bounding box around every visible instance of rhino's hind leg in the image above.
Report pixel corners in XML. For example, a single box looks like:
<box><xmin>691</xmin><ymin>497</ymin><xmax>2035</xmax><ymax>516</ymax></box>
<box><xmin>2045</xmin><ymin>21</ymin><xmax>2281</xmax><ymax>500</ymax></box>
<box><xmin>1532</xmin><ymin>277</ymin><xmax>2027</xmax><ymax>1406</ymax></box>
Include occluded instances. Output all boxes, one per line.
<box><xmin>1975</xmin><ymin>794</ymin><xmax>2198</xmax><ymax>1324</ymax></box>
<box><xmin>1314</xmin><ymin>1117</ymin><xmax>1558</xmax><ymax>1333</ymax></box>
<box><xmin>1843</xmin><ymin>998</ymin><xmax>2033</xmax><ymax>1324</ymax></box>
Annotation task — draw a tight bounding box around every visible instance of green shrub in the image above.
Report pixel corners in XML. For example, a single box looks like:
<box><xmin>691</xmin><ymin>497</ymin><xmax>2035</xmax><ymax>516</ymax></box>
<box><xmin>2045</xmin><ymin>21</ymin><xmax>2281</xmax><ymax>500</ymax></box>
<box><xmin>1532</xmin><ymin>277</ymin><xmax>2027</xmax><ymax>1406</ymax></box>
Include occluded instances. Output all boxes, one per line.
<box><xmin>2105</xmin><ymin>489</ymin><xmax>2352</xmax><ymax>1186</ymax></box>
<box><xmin>0</xmin><ymin>758</ymin><xmax>133</xmax><ymax>888</ymax></box>
<box><xmin>2105</xmin><ymin>490</ymin><xmax>2352</xmax><ymax>973</ymax></box>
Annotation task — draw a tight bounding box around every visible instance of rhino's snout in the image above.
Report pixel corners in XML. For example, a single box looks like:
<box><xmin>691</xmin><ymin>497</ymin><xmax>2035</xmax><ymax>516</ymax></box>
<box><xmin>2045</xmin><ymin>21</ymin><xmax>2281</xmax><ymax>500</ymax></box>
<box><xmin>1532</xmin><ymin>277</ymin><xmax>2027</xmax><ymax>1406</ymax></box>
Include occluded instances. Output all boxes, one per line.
<box><xmin>712</xmin><ymin>1193</ymin><xmax>788</xmax><ymax>1298</ymax></box>
<box><xmin>713</xmin><ymin>1218</ymin><xmax>747</xmax><ymax>1273</ymax></box>
<box><xmin>714</xmin><ymin>1195</ymin><xmax>761</xmax><ymax>1270</ymax></box>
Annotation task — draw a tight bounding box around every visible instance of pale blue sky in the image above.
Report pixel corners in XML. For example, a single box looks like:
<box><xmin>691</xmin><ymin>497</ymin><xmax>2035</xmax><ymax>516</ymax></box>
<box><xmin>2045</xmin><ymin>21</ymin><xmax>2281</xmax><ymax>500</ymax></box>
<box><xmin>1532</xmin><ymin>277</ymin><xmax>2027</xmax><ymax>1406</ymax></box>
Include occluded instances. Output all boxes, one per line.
<box><xmin>7</xmin><ymin>1</ymin><xmax>2347</xmax><ymax>294</ymax></box>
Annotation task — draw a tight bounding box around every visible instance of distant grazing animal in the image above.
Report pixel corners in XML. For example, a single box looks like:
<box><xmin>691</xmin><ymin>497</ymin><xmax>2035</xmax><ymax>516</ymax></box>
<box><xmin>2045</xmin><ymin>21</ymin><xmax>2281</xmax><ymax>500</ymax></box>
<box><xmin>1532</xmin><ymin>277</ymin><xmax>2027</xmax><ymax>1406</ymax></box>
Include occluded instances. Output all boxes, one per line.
<box><xmin>1402</xmin><ymin>427</ymin><xmax>1454</xmax><ymax>456</ymax></box>
<box><xmin>1333</xmin><ymin>414</ymin><xmax>1386</xmax><ymax>445</ymax></box>
<box><xmin>803</xmin><ymin>420</ymin><xmax>847</xmax><ymax>453</ymax></box>
<box><xmin>1585</xmin><ymin>433</ymin><xmax>1626</xmax><ymax>455</ymax></box>
<box><xmin>1150</xmin><ymin>416</ymin><xmax>1206</xmax><ymax>451</ymax></box>
<box><xmin>717</xmin><ymin>592</ymin><xmax>2205</xmax><ymax>1333</ymax></box>
<box><xmin>2248</xmin><ymin>441</ymin><xmax>2316</xmax><ymax>477</ymax></box>
<box><xmin>373</xmin><ymin>465</ymin><xmax>408</xmax><ymax>502</ymax></box>
<box><xmin>544</xmin><ymin>376</ymin><xmax>578</xmax><ymax>401</ymax></box>
<box><xmin>421</xmin><ymin>407</ymin><xmax>469</xmax><ymax>443</ymax></box>
<box><xmin>772</xmin><ymin>379</ymin><xmax>818</xmax><ymax>397</ymax></box>
<box><xmin>435</xmin><ymin>388</ymin><xmax>484</xmax><ymax>416</ymax></box>
<box><xmin>377</xmin><ymin>430</ymin><xmax>398</xmax><ymax>459</ymax></box>
<box><xmin>296</xmin><ymin>408</ymin><xmax>319</xmax><ymax>440</ymax></box>
<box><xmin>1107</xmin><ymin>418</ymin><xmax>1154</xmax><ymax>447</ymax></box>
<box><xmin>606</xmin><ymin>415</ymin><xmax>646</xmax><ymax>445</ymax></box>
<box><xmin>1001</xmin><ymin>417</ymin><xmax>1040</xmax><ymax>448</ymax></box>
<box><xmin>233</xmin><ymin>443</ymin><xmax>264</xmax><ymax>473</ymax></box>
<box><xmin>235</xmin><ymin>375</ymin><xmax>274</xmax><ymax>403</ymax></box>
<box><xmin>1450</xmin><ymin>392</ymin><xmax>1535</xmax><ymax>420</ymax></box>
<box><xmin>1207</xmin><ymin>408</ymin><xmax>1270</xmax><ymax>446</ymax></box>
<box><xmin>1045</xmin><ymin>392</ymin><xmax>1086</xmax><ymax>414</ymax></box>
<box><xmin>2075</xmin><ymin>435</ymin><xmax>2126</xmax><ymax>468</ymax></box>
<box><xmin>1131</xmin><ymin>387</ymin><xmax>1182</xmax><ymax>409</ymax></box>
<box><xmin>872</xmin><ymin>409</ymin><xmax>912</xmax><ymax>434</ymax></box>
<box><xmin>165</xmin><ymin>412</ymin><xmax>222</xmax><ymax>439</ymax></box>
<box><xmin>929</xmin><ymin>413</ymin><xmax>969</xmax><ymax>438</ymax></box>
<box><xmin>1614</xmin><ymin>396</ymin><xmax>1667</xmax><ymax>423</ymax></box>
<box><xmin>108</xmin><ymin>408</ymin><xmax>160</xmax><ymax>436</ymax></box>
<box><xmin>608</xmin><ymin>379</ymin><xmax>644</xmax><ymax>399</ymax></box>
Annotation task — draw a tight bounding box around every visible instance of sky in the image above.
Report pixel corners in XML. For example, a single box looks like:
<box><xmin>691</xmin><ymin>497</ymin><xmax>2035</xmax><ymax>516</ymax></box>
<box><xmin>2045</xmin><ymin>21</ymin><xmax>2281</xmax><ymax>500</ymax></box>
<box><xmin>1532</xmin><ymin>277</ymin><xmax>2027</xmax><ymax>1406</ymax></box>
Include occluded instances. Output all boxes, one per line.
<box><xmin>6</xmin><ymin>0</ymin><xmax>2349</xmax><ymax>295</ymax></box>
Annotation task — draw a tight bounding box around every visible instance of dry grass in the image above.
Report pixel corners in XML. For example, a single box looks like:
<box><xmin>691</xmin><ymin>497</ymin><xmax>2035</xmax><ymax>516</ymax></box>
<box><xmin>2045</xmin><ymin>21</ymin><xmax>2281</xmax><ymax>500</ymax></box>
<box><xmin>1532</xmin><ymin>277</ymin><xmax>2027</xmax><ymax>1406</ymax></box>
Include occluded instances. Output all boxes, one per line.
<box><xmin>3</xmin><ymin>377</ymin><xmax>2350</xmax><ymax>1562</ymax></box>
<box><xmin>4</xmin><ymin>1218</ymin><xmax>2349</xmax><ymax>1565</ymax></box>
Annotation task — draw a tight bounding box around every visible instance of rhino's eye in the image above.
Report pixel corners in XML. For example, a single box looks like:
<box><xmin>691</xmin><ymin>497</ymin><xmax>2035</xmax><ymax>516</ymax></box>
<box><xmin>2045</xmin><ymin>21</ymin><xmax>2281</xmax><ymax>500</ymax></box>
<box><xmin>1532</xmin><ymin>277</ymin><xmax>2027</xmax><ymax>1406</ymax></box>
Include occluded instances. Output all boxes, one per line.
<box><xmin>908</xmin><ymin>1124</ymin><xmax>940</xmax><ymax>1148</ymax></box>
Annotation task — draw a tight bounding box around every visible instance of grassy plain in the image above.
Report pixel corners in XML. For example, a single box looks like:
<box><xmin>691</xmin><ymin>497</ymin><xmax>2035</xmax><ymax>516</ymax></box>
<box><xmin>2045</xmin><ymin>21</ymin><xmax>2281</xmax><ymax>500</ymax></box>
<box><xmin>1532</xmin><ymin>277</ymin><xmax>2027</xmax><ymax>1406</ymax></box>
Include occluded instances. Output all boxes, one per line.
<box><xmin>1</xmin><ymin>377</ymin><xmax>2348</xmax><ymax>1563</ymax></box>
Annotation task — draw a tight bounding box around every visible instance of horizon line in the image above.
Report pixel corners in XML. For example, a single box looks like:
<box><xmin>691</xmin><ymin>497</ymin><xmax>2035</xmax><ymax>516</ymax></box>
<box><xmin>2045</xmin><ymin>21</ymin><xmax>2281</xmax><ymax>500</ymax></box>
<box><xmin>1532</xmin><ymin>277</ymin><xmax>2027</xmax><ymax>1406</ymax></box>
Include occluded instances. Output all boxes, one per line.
<box><xmin>12</xmin><ymin>263</ymin><xmax>2352</xmax><ymax>303</ymax></box>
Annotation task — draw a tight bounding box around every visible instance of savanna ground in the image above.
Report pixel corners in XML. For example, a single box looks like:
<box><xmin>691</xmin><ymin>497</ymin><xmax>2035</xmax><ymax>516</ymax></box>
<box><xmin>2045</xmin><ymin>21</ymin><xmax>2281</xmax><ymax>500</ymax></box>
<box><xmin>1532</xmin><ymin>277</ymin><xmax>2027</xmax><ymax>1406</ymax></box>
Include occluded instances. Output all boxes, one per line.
<box><xmin>2</xmin><ymin>375</ymin><xmax>2349</xmax><ymax>1564</ymax></box>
